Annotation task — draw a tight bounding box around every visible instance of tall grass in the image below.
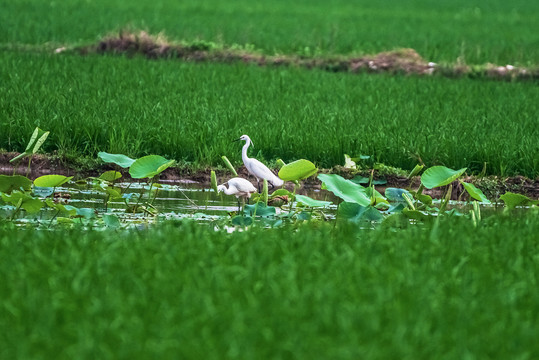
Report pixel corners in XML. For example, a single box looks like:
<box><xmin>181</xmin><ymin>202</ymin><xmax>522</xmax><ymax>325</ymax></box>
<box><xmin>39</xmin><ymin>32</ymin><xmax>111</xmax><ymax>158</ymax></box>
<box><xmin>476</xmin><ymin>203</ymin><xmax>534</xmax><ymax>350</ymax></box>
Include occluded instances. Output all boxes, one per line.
<box><xmin>1</xmin><ymin>214</ymin><xmax>538</xmax><ymax>359</ymax></box>
<box><xmin>1</xmin><ymin>52</ymin><xmax>538</xmax><ymax>176</ymax></box>
<box><xmin>1</xmin><ymin>0</ymin><xmax>538</xmax><ymax>65</ymax></box>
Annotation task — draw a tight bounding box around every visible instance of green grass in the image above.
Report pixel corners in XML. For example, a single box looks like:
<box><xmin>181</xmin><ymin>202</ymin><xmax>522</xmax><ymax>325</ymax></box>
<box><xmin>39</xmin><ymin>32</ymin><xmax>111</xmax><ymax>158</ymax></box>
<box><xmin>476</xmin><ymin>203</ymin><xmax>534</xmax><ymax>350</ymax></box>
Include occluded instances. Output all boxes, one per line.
<box><xmin>1</xmin><ymin>0</ymin><xmax>539</xmax><ymax>65</ymax></box>
<box><xmin>1</xmin><ymin>214</ymin><xmax>538</xmax><ymax>359</ymax></box>
<box><xmin>1</xmin><ymin>52</ymin><xmax>538</xmax><ymax>177</ymax></box>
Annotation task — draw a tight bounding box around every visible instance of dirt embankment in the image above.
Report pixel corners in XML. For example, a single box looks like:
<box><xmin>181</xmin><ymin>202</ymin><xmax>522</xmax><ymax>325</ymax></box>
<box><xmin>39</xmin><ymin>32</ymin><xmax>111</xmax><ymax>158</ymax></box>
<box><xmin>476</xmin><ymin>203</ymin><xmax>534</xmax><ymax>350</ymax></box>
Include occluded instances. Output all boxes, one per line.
<box><xmin>71</xmin><ymin>30</ymin><xmax>539</xmax><ymax>81</ymax></box>
<box><xmin>2</xmin><ymin>152</ymin><xmax>537</xmax><ymax>200</ymax></box>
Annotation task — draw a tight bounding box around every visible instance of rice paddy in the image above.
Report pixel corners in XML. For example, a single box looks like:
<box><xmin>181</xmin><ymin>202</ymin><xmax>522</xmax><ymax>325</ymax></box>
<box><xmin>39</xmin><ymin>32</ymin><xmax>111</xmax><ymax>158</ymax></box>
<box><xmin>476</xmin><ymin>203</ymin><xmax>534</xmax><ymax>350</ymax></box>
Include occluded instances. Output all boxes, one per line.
<box><xmin>1</xmin><ymin>52</ymin><xmax>538</xmax><ymax>176</ymax></box>
<box><xmin>1</xmin><ymin>0</ymin><xmax>539</xmax><ymax>358</ymax></box>
<box><xmin>1</xmin><ymin>215</ymin><xmax>539</xmax><ymax>359</ymax></box>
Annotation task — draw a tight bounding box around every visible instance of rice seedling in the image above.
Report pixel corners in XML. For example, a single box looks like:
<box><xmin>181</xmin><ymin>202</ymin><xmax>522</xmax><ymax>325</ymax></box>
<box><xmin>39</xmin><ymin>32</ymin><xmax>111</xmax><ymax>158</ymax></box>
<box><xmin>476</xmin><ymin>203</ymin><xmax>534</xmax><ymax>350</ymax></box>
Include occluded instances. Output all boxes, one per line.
<box><xmin>1</xmin><ymin>52</ymin><xmax>537</xmax><ymax>177</ymax></box>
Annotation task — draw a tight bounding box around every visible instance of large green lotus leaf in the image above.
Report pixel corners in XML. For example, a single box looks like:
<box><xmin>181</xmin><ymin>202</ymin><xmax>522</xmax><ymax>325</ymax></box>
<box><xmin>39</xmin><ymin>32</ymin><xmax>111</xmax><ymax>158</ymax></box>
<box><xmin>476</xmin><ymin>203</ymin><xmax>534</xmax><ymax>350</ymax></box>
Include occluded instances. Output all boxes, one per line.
<box><xmin>338</xmin><ymin>202</ymin><xmax>383</xmax><ymax>222</ymax></box>
<box><xmin>421</xmin><ymin>166</ymin><xmax>467</xmax><ymax>189</ymax></box>
<box><xmin>500</xmin><ymin>192</ymin><xmax>538</xmax><ymax>210</ymax></box>
<box><xmin>75</xmin><ymin>208</ymin><xmax>96</xmax><ymax>219</ymax></box>
<box><xmin>129</xmin><ymin>155</ymin><xmax>174</xmax><ymax>179</ymax></box>
<box><xmin>278</xmin><ymin>159</ymin><xmax>318</xmax><ymax>181</ymax></box>
<box><xmin>0</xmin><ymin>175</ymin><xmax>32</xmax><ymax>194</ymax></box>
<box><xmin>34</xmin><ymin>175</ymin><xmax>73</xmax><ymax>188</ymax></box>
<box><xmin>271</xmin><ymin>189</ymin><xmax>293</xmax><ymax>197</ymax></box>
<box><xmin>295</xmin><ymin>194</ymin><xmax>332</xmax><ymax>208</ymax></box>
<box><xmin>103</xmin><ymin>213</ymin><xmax>121</xmax><ymax>228</ymax></box>
<box><xmin>318</xmin><ymin>174</ymin><xmax>370</xmax><ymax>206</ymax></box>
<box><xmin>2</xmin><ymin>191</ymin><xmax>43</xmax><ymax>213</ymax></box>
<box><xmin>98</xmin><ymin>152</ymin><xmax>135</xmax><ymax>168</ymax></box>
<box><xmin>460</xmin><ymin>181</ymin><xmax>490</xmax><ymax>203</ymax></box>
<box><xmin>243</xmin><ymin>203</ymin><xmax>276</xmax><ymax>217</ymax></box>
<box><xmin>231</xmin><ymin>215</ymin><xmax>254</xmax><ymax>226</ymax></box>
<box><xmin>99</xmin><ymin>170</ymin><xmax>122</xmax><ymax>182</ymax></box>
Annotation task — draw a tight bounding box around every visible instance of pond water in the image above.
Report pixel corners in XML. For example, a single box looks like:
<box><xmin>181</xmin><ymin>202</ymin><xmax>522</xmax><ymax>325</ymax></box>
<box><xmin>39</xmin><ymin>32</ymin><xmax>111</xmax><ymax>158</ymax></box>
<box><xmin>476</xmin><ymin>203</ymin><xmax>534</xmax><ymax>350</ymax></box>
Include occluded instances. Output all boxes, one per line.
<box><xmin>1</xmin><ymin>179</ymin><xmax>513</xmax><ymax>228</ymax></box>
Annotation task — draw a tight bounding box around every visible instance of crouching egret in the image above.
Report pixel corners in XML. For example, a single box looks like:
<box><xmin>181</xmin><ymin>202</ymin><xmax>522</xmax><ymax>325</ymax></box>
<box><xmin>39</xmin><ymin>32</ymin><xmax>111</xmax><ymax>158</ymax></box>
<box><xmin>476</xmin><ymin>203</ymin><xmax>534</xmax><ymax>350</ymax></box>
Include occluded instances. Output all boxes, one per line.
<box><xmin>234</xmin><ymin>134</ymin><xmax>284</xmax><ymax>191</ymax></box>
<box><xmin>217</xmin><ymin>177</ymin><xmax>257</xmax><ymax>211</ymax></box>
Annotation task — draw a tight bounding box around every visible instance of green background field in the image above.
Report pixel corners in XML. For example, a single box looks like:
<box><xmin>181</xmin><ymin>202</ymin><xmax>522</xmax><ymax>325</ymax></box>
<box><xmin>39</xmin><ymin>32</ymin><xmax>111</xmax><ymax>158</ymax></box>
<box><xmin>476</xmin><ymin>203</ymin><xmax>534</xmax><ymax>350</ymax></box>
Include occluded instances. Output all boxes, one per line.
<box><xmin>2</xmin><ymin>0</ymin><xmax>539</xmax><ymax>65</ymax></box>
<box><xmin>1</xmin><ymin>215</ymin><xmax>539</xmax><ymax>359</ymax></box>
<box><xmin>2</xmin><ymin>1</ymin><xmax>539</xmax><ymax>358</ymax></box>
<box><xmin>1</xmin><ymin>52</ymin><xmax>538</xmax><ymax>176</ymax></box>
<box><xmin>2</xmin><ymin>0</ymin><xmax>539</xmax><ymax>177</ymax></box>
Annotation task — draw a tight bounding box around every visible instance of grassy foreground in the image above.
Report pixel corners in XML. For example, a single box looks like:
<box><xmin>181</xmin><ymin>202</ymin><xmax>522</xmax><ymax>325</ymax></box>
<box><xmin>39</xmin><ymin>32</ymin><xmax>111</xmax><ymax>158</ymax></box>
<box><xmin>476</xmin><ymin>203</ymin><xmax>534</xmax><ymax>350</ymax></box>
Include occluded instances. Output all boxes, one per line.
<box><xmin>2</xmin><ymin>52</ymin><xmax>538</xmax><ymax>177</ymax></box>
<box><xmin>1</xmin><ymin>214</ymin><xmax>539</xmax><ymax>359</ymax></box>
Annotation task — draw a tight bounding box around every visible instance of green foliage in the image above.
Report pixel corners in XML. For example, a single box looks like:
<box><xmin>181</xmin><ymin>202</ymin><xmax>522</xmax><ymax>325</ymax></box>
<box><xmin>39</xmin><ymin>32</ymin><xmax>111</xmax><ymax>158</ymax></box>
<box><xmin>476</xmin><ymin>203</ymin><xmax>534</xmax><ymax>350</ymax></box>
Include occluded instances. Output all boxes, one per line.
<box><xmin>408</xmin><ymin>164</ymin><xmax>424</xmax><ymax>178</ymax></box>
<box><xmin>103</xmin><ymin>213</ymin><xmax>121</xmax><ymax>228</ymax></box>
<box><xmin>1</xmin><ymin>191</ymin><xmax>43</xmax><ymax>213</ymax></box>
<box><xmin>338</xmin><ymin>202</ymin><xmax>383</xmax><ymax>222</ymax></box>
<box><xmin>99</xmin><ymin>170</ymin><xmax>122</xmax><ymax>182</ymax></box>
<box><xmin>318</xmin><ymin>174</ymin><xmax>370</xmax><ymax>207</ymax></box>
<box><xmin>9</xmin><ymin>127</ymin><xmax>49</xmax><ymax>164</ymax></box>
<box><xmin>3</xmin><ymin>0</ymin><xmax>539</xmax><ymax>64</ymax></box>
<box><xmin>499</xmin><ymin>192</ymin><xmax>539</xmax><ymax>210</ymax></box>
<box><xmin>0</xmin><ymin>175</ymin><xmax>32</xmax><ymax>194</ymax></box>
<box><xmin>129</xmin><ymin>155</ymin><xmax>174</xmax><ymax>179</ymax></box>
<box><xmin>262</xmin><ymin>179</ymin><xmax>268</xmax><ymax>205</ymax></box>
<box><xmin>45</xmin><ymin>200</ymin><xmax>78</xmax><ymax>216</ymax></box>
<box><xmin>243</xmin><ymin>203</ymin><xmax>276</xmax><ymax>217</ymax></box>
<box><xmin>294</xmin><ymin>194</ymin><xmax>332</xmax><ymax>208</ymax></box>
<box><xmin>98</xmin><ymin>152</ymin><xmax>136</xmax><ymax>168</ymax></box>
<box><xmin>210</xmin><ymin>170</ymin><xmax>218</xmax><ymax>193</ymax></box>
<box><xmin>278</xmin><ymin>159</ymin><xmax>318</xmax><ymax>181</ymax></box>
<box><xmin>33</xmin><ymin>175</ymin><xmax>73</xmax><ymax>188</ymax></box>
<box><xmin>2</xmin><ymin>53</ymin><xmax>539</xmax><ymax>177</ymax></box>
<box><xmin>2</xmin><ymin>216</ymin><xmax>538</xmax><ymax>358</ymax></box>
<box><xmin>461</xmin><ymin>181</ymin><xmax>490</xmax><ymax>203</ymax></box>
<box><xmin>421</xmin><ymin>166</ymin><xmax>467</xmax><ymax>189</ymax></box>
<box><xmin>221</xmin><ymin>156</ymin><xmax>238</xmax><ymax>177</ymax></box>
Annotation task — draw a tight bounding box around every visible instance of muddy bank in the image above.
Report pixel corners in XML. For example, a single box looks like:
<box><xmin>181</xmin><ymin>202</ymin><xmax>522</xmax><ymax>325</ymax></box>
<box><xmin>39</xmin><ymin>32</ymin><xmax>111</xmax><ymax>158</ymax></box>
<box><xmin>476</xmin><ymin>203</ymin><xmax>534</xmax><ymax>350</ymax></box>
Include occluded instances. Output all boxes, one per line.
<box><xmin>70</xmin><ymin>30</ymin><xmax>539</xmax><ymax>81</ymax></box>
<box><xmin>2</xmin><ymin>152</ymin><xmax>537</xmax><ymax>201</ymax></box>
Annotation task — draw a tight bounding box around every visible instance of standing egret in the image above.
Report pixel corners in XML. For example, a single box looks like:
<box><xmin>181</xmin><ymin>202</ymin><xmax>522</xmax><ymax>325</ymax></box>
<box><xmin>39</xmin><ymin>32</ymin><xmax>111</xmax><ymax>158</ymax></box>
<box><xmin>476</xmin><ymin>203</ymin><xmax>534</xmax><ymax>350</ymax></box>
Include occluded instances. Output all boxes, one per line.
<box><xmin>234</xmin><ymin>135</ymin><xmax>284</xmax><ymax>191</ymax></box>
<box><xmin>217</xmin><ymin>177</ymin><xmax>257</xmax><ymax>211</ymax></box>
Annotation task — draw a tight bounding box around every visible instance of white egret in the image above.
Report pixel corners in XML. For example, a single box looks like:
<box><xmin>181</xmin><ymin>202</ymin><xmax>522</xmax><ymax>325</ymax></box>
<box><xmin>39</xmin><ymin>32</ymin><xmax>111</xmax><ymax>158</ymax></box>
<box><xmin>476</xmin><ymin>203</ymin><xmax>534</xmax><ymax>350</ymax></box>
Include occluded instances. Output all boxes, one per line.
<box><xmin>234</xmin><ymin>135</ymin><xmax>284</xmax><ymax>191</ymax></box>
<box><xmin>217</xmin><ymin>177</ymin><xmax>257</xmax><ymax>211</ymax></box>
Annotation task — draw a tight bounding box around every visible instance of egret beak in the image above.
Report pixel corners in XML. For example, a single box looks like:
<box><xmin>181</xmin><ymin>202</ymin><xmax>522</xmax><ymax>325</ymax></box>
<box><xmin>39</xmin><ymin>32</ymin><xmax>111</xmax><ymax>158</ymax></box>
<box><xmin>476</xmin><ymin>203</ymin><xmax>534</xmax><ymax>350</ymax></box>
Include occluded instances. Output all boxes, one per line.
<box><xmin>233</xmin><ymin>138</ymin><xmax>241</xmax><ymax>142</ymax></box>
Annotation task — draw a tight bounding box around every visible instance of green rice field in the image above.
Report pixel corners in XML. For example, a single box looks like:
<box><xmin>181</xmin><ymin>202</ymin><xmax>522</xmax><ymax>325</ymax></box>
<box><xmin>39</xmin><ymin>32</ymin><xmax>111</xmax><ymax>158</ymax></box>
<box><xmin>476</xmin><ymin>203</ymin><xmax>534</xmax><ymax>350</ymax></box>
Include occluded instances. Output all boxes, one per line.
<box><xmin>1</xmin><ymin>0</ymin><xmax>539</xmax><ymax>358</ymax></box>
<box><xmin>2</xmin><ymin>0</ymin><xmax>539</xmax><ymax>176</ymax></box>
<box><xmin>2</xmin><ymin>0</ymin><xmax>539</xmax><ymax>65</ymax></box>
<box><xmin>1</xmin><ymin>214</ymin><xmax>539</xmax><ymax>359</ymax></box>
<box><xmin>1</xmin><ymin>52</ymin><xmax>538</xmax><ymax>176</ymax></box>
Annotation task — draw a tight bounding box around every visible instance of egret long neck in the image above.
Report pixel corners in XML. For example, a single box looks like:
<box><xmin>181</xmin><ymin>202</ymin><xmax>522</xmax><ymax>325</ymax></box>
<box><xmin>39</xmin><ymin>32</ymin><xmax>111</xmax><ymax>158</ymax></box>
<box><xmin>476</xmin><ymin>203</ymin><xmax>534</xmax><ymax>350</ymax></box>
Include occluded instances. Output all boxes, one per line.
<box><xmin>241</xmin><ymin>140</ymin><xmax>251</xmax><ymax>162</ymax></box>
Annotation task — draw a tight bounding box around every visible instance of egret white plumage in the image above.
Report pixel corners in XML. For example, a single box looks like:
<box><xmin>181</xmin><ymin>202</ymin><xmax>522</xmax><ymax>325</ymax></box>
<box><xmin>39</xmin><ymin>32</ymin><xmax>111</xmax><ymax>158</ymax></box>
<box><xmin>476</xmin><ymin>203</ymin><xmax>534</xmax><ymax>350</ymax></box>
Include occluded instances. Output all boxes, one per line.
<box><xmin>217</xmin><ymin>177</ymin><xmax>257</xmax><ymax>211</ymax></box>
<box><xmin>234</xmin><ymin>135</ymin><xmax>284</xmax><ymax>191</ymax></box>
